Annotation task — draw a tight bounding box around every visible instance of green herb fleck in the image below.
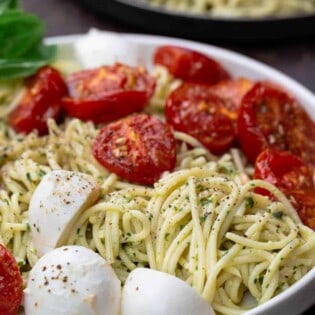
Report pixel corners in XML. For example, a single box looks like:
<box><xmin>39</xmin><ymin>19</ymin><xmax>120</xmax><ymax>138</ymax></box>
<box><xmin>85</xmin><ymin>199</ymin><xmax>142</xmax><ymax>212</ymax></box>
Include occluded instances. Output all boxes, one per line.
<box><xmin>272</xmin><ymin>211</ymin><xmax>283</xmax><ymax>220</ymax></box>
<box><xmin>164</xmin><ymin>232</ymin><xmax>170</xmax><ymax>241</ymax></box>
<box><xmin>254</xmin><ymin>275</ymin><xmax>264</xmax><ymax>285</ymax></box>
<box><xmin>26</xmin><ymin>172</ymin><xmax>32</xmax><ymax>182</ymax></box>
<box><xmin>200</xmin><ymin>198</ymin><xmax>213</xmax><ymax>207</ymax></box>
<box><xmin>245</xmin><ymin>196</ymin><xmax>254</xmax><ymax>209</ymax></box>
<box><xmin>17</xmin><ymin>259</ymin><xmax>25</xmax><ymax>267</ymax></box>
<box><xmin>200</xmin><ymin>212</ymin><xmax>210</xmax><ymax>223</ymax></box>
<box><xmin>38</xmin><ymin>169</ymin><xmax>46</xmax><ymax>178</ymax></box>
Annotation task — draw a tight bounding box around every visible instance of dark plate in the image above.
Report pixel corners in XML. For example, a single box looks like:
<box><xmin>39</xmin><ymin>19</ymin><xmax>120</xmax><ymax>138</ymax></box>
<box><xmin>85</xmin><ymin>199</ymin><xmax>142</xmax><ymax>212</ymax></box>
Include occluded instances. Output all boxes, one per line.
<box><xmin>78</xmin><ymin>0</ymin><xmax>315</xmax><ymax>42</ymax></box>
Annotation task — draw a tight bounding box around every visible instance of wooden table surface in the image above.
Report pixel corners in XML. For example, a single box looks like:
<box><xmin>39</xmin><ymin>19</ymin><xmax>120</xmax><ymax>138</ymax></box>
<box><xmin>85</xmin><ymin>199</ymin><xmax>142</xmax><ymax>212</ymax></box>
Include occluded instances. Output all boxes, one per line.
<box><xmin>20</xmin><ymin>0</ymin><xmax>315</xmax><ymax>314</ymax></box>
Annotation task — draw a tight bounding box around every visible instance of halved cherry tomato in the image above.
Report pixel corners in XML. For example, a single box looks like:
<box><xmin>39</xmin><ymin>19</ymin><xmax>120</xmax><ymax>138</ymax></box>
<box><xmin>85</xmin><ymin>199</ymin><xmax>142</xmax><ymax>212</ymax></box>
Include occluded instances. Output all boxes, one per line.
<box><xmin>254</xmin><ymin>149</ymin><xmax>315</xmax><ymax>230</ymax></box>
<box><xmin>154</xmin><ymin>45</ymin><xmax>230</xmax><ymax>85</ymax></box>
<box><xmin>209</xmin><ymin>78</ymin><xmax>254</xmax><ymax>121</ymax></box>
<box><xmin>62</xmin><ymin>63</ymin><xmax>156</xmax><ymax>124</ymax></box>
<box><xmin>165</xmin><ymin>82</ymin><xmax>236</xmax><ymax>155</ymax></box>
<box><xmin>237</xmin><ymin>82</ymin><xmax>315</xmax><ymax>164</ymax></box>
<box><xmin>9</xmin><ymin>66</ymin><xmax>68</xmax><ymax>135</ymax></box>
<box><xmin>0</xmin><ymin>244</ymin><xmax>23</xmax><ymax>315</ymax></box>
<box><xmin>92</xmin><ymin>113</ymin><xmax>176</xmax><ymax>185</ymax></box>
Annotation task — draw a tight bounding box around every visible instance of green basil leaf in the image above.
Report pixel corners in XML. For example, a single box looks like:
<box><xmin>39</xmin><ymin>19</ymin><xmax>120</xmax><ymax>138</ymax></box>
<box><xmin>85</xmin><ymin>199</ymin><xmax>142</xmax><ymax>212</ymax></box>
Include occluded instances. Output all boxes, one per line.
<box><xmin>0</xmin><ymin>44</ymin><xmax>56</xmax><ymax>80</ymax></box>
<box><xmin>0</xmin><ymin>10</ymin><xmax>44</xmax><ymax>58</ymax></box>
<box><xmin>0</xmin><ymin>3</ymin><xmax>57</xmax><ymax>81</ymax></box>
<box><xmin>0</xmin><ymin>0</ymin><xmax>20</xmax><ymax>14</ymax></box>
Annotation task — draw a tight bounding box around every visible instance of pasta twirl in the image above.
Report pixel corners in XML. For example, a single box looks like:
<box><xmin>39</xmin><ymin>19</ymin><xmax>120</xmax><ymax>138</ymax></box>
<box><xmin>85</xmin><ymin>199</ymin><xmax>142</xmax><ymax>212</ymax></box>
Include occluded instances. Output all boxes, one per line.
<box><xmin>148</xmin><ymin>167</ymin><xmax>315</xmax><ymax>313</ymax></box>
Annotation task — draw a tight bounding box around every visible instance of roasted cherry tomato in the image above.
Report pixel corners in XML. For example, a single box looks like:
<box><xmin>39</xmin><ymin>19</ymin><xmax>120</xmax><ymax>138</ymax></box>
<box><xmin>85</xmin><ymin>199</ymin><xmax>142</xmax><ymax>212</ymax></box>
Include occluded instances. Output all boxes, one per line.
<box><xmin>9</xmin><ymin>66</ymin><xmax>67</xmax><ymax>135</ymax></box>
<box><xmin>0</xmin><ymin>244</ymin><xmax>23</xmax><ymax>315</ymax></box>
<box><xmin>165</xmin><ymin>82</ymin><xmax>236</xmax><ymax>155</ymax></box>
<box><xmin>209</xmin><ymin>78</ymin><xmax>254</xmax><ymax>121</ymax></box>
<box><xmin>63</xmin><ymin>63</ymin><xmax>156</xmax><ymax>124</ymax></box>
<box><xmin>254</xmin><ymin>149</ymin><xmax>315</xmax><ymax>230</ymax></box>
<box><xmin>92</xmin><ymin>113</ymin><xmax>176</xmax><ymax>185</ymax></box>
<box><xmin>237</xmin><ymin>82</ymin><xmax>315</xmax><ymax>164</ymax></box>
<box><xmin>154</xmin><ymin>45</ymin><xmax>230</xmax><ymax>85</ymax></box>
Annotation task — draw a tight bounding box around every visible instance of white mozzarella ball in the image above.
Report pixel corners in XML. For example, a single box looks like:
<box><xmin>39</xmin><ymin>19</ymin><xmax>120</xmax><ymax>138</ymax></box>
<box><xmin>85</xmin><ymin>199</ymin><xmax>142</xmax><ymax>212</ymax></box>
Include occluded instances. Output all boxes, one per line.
<box><xmin>121</xmin><ymin>268</ymin><xmax>215</xmax><ymax>315</ymax></box>
<box><xmin>28</xmin><ymin>170</ymin><xmax>100</xmax><ymax>256</ymax></box>
<box><xmin>74</xmin><ymin>29</ymin><xmax>140</xmax><ymax>68</ymax></box>
<box><xmin>24</xmin><ymin>245</ymin><xmax>121</xmax><ymax>315</ymax></box>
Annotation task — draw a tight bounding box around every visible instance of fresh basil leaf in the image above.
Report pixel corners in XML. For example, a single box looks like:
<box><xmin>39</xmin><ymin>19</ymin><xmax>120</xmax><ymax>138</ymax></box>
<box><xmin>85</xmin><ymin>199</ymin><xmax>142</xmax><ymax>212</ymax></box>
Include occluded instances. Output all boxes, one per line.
<box><xmin>0</xmin><ymin>10</ymin><xmax>44</xmax><ymax>58</ymax></box>
<box><xmin>0</xmin><ymin>3</ymin><xmax>57</xmax><ymax>80</ymax></box>
<box><xmin>0</xmin><ymin>0</ymin><xmax>20</xmax><ymax>14</ymax></box>
<box><xmin>0</xmin><ymin>44</ymin><xmax>56</xmax><ymax>80</ymax></box>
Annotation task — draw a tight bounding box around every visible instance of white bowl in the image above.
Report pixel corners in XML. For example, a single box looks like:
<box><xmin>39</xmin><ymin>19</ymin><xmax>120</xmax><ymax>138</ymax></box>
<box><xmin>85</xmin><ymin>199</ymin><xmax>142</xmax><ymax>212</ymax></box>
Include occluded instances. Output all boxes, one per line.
<box><xmin>45</xmin><ymin>31</ymin><xmax>315</xmax><ymax>315</ymax></box>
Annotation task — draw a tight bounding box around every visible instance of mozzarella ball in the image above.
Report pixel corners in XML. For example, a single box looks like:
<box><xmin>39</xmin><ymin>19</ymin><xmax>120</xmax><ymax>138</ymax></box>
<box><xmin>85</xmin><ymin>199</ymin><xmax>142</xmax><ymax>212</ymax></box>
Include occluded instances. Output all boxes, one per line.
<box><xmin>24</xmin><ymin>245</ymin><xmax>121</xmax><ymax>315</ymax></box>
<box><xmin>74</xmin><ymin>29</ymin><xmax>140</xmax><ymax>68</ymax></box>
<box><xmin>122</xmin><ymin>268</ymin><xmax>215</xmax><ymax>315</ymax></box>
<box><xmin>28</xmin><ymin>170</ymin><xmax>100</xmax><ymax>256</ymax></box>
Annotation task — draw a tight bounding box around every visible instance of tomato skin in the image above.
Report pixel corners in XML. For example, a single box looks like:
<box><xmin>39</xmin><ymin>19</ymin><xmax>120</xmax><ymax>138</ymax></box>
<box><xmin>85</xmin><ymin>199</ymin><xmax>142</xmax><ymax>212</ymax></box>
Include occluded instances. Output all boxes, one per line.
<box><xmin>63</xmin><ymin>63</ymin><xmax>156</xmax><ymax>124</ymax></box>
<box><xmin>0</xmin><ymin>244</ymin><xmax>23</xmax><ymax>315</ymax></box>
<box><xmin>165</xmin><ymin>82</ymin><xmax>236</xmax><ymax>155</ymax></box>
<box><xmin>154</xmin><ymin>45</ymin><xmax>230</xmax><ymax>85</ymax></box>
<box><xmin>92</xmin><ymin>114</ymin><xmax>176</xmax><ymax>185</ymax></box>
<box><xmin>209</xmin><ymin>78</ymin><xmax>254</xmax><ymax>121</ymax></box>
<box><xmin>9</xmin><ymin>66</ymin><xmax>68</xmax><ymax>135</ymax></box>
<box><xmin>63</xmin><ymin>90</ymin><xmax>148</xmax><ymax>124</ymax></box>
<box><xmin>254</xmin><ymin>149</ymin><xmax>312</xmax><ymax>191</ymax></box>
<box><xmin>254</xmin><ymin>149</ymin><xmax>315</xmax><ymax>230</ymax></box>
<box><xmin>284</xmin><ymin>103</ymin><xmax>315</xmax><ymax>166</ymax></box>
<box><xmin>237</xmin><ymin>82</ymin><xmax>315</xmax><ymax>164</ymax></box>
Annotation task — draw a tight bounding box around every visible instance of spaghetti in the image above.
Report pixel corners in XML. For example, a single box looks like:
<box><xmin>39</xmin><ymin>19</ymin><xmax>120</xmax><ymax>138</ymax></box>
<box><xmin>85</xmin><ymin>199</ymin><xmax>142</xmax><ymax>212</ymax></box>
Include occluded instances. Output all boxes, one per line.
<box><xmin>0</xmin><ymin>64</ymin><xmax>314</xmax><ymax>314</ymax></box>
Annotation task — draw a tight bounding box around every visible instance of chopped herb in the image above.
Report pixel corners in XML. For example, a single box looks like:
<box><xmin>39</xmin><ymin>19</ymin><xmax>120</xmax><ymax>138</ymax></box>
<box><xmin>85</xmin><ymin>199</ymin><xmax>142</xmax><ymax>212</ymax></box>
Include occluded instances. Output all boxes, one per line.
<box><xmin>38</xmin><ymin>169</ymin><xmax>46</xmax><ymax>177</ymax></box>
<box><xmin>200</xmin><ymin>212</ymin><xmax>210</xmax><ymax>223</ymax></box>
<box><xmin>17</xmin><ymin>259</ymin><xmax>25</xmax><ymax>267</ymax></box>
<box><xmin>245</xmin><ymin>196</ymin><xmax>254</xmax><ymax>209</ymax></box>
<box><xmin>254</xmin><ymin>275</ymin><xmax>264</xmax><ymax>285</ymax></box>
<box><xmin>196</xmin><ymin>184</ymin><xmax>203</xmax><ymax>191</ymax></box>
<box><xmin>164</xmin><ymin>232</ymin><xmax>170</xmax><ymax>241</ymax></box>
<box><xmin>200</xmin><ymin>198</ymin><xmax>213</xmax><ymax>206</ymax></box>
<box><xmin>147</xmin><ymin>213</ymin><xmax>153</xmax><ymax>221</ymax></box>
<box><xmin>26</xmin><ymin>172</ymin><xmax>32</xmax><ymax>182</ymax></box>
<box><xmin>276</xmin><ymin>282</ymin><xmax>285</xmax><ymax>291</ymax></box>
<box><xmin>272</xmin><ymin>211</ymin><xmax>283</xmax><ymax>220</ymax></box>
<box><xmin>220</xmin><ymin>164</ymin><xmax>235</xmax><ymax>175</ymax></box>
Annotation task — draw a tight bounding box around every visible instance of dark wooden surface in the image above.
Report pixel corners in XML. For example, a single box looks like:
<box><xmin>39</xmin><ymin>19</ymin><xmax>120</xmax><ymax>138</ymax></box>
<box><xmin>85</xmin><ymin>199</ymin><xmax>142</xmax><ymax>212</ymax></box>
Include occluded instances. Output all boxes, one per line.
<box><xmin>20</xmin><ymin>0</ymin><xmax>315</xmax><ymax>314</ymax></box>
